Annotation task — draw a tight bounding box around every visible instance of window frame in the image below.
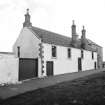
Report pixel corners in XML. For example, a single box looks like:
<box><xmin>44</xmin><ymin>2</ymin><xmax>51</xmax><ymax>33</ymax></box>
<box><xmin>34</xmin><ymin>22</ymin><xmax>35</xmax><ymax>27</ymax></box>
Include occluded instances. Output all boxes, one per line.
<box><xmin>68</xmin><ymin>48</ymin><xmax>71</xmax><ymax>58</ymax></box>
<box><xmin>51</xmin><ymin>45</ymin><xmax>57</xmax><ymax>58</ymax></box>
<box><xmin>81</xmin><ymin>50</ymin><xmax>84</xmax><ymax>59</ymax></box>
<box><xmin>92</xmin><ymin>51</ymin><xmax>94</xmax><ymax>59</ymax></box>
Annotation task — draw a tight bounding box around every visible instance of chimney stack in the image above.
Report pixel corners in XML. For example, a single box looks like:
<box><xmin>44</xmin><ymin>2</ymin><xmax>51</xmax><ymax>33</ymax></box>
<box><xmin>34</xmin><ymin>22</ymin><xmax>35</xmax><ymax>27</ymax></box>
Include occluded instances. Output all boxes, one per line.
<box><xmin>23</xmin><ymin>8</ymin><xmax>32</xmax><ymax>27</ymax></box>
<box><xmin>71</xmin><ymin>20</ymin><xmax>78</xmax><ymax>47</ymax></box>
<box><xmin>81</xmin><ymin>26</ymin><xmax>86</xmax><ymax>49</ymax></box>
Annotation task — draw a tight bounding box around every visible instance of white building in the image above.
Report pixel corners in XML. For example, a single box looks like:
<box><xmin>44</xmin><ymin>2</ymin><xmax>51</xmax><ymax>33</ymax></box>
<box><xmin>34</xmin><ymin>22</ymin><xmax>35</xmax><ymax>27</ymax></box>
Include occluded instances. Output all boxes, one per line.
<box><xmin>12</xmin><ymin>9</ymin><xmax>98</xmax><ymax>81</ymax></box>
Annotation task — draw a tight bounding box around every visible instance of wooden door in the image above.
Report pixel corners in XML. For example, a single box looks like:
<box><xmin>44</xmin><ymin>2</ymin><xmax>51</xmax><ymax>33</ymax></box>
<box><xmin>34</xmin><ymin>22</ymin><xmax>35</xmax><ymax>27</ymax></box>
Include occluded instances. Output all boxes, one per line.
<box><xmin>46</xmin><ymin>61</ymin><xmax>53</xmax><ymax>76</ymax></box>
<box><xmin>94</xmin><ymin>62</ymin><xmax>97</xmax><ymax>70</ymax></box>
<box><xmin>19</xmin><ymin>58</ymin><xmax>38</xmax><ymax>81</ymax></box>
<box><xmin>78</xmin><ymin>58</ymin><xmax>82</xmax><ymax>71</ymax></box>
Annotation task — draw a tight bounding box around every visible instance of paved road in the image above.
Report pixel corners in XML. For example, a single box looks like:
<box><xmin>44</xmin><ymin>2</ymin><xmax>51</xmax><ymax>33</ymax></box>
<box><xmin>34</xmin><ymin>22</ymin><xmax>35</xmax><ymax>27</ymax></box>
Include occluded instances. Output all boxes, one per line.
<box><xmin>0</xmin><ymin>69</ymin><xmax>105</xmax><ymax>99</ymax></box>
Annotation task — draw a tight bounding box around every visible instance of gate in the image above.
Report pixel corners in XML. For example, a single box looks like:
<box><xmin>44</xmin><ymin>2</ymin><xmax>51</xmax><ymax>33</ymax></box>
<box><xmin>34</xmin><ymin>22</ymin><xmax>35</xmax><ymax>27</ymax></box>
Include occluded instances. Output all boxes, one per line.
<box><xmin>19</xmin><ymin>58</ymin><xmax>38</xmax><ymax>81</ymax></box>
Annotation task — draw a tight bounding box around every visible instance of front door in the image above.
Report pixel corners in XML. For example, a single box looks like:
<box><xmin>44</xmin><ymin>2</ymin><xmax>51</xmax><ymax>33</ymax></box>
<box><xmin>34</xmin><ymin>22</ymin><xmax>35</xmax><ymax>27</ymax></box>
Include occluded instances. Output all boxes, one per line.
<box><xmin>78</xmin><ymin>58</ymin><xmax>82</xmax><ymax>71</ymax></box>
<box><xmin>46</xmin><ymin>61</ymin><xmax>53</xmax><ymax>76</ymax></box>
<box><xmin>94</xmin><ymin>62</ymin><xmax>97</xmax><ymax>70</ymax></box>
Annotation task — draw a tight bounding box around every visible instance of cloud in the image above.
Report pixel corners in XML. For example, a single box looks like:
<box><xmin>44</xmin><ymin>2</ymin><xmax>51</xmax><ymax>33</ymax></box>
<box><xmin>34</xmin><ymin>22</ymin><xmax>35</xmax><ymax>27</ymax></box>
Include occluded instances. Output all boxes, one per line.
<box><xmin>24</xmin><ymin>0</ymin><xmax>38</xmax><ymax>11</ymax></box>
<box><xmin>24</xmin><ymin>0</ymin><xmax>55</xmax><ymax>13</ymax></box>
<box><xmin>0</xmin><ymin>3</ymin><xmax>10</xmax><ymax>11</ymax></box>
<box><xmin>0</xmin><ymin>0</ymin><xmax>12</xmax><ymax>12</ymax></box>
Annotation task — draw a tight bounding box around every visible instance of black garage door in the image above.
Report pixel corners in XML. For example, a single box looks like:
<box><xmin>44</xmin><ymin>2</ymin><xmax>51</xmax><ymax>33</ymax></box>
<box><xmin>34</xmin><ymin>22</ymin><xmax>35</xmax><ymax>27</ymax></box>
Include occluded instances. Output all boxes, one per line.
<box><xmin>19</xmin><ymin>58</ymin><xmax>38</xmax><ymax>81</ymax></box>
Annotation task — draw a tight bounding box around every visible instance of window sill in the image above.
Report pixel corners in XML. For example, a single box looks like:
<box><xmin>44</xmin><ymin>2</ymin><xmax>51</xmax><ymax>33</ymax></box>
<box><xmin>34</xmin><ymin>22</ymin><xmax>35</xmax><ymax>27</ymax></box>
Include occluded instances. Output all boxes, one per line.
<box><xmin>51</xmin><ymin>57</ymin><xmax>57</xmax><ymax>59</ymax></box>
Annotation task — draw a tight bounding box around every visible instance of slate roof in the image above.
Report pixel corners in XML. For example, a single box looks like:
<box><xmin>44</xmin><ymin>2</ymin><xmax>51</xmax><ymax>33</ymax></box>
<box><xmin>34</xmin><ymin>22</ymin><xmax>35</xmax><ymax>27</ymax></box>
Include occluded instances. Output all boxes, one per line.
<box><xmin>87</xmin><ymin>39</ymin><xmax>102</xmax><ymax>48</ymax></box>
<box><xmin>30</xmin><ymin>26</ymin><xmax>72</xmax><ymax>47</ymax></box>
<box><xmin>29</xmin><ymin>26</ymin><xmax>100</xmax><ymax>51</ymax></box>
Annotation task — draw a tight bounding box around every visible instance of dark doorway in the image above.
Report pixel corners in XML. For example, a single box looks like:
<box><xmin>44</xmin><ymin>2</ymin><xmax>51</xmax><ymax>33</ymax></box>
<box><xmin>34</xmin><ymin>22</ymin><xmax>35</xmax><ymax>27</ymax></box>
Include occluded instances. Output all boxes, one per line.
<box><xmin>46</xmin><ymin>61</ymin><xmax>53</xmax><ymax>76</ymax></box>
<box><xmin>19</xmin><ymin>58</ymin><xmax>38</xmax><ymax>81</ymax></box>
<box><xmin>78</xmin><ymin>58</ymin><xmax>82</xmax><ymax>71</ymax></box>
<box><xmin>94</xmin><ymin>62</ymin><xmax>97</xmax><ymax>70</ymax></box>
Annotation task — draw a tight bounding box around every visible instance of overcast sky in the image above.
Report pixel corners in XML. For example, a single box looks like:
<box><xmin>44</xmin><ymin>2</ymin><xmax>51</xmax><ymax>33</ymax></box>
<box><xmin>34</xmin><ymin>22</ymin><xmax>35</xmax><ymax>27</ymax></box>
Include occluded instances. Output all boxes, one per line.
<box><xmin>0</xmin><ymin>0</ymin><xmax>105</xmax><ymax>60</ymax></box>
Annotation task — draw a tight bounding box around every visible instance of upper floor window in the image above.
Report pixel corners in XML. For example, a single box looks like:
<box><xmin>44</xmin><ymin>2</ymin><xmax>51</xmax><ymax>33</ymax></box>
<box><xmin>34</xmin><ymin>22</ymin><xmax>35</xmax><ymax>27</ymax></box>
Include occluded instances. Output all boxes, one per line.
<box><xmin>17</xmin><ymin>46</ymin><xmax>20</xmax><ymax>58</ymax></box>
<box><xmin>92</xmin><ymin>52</ymin><xmax>94</xmax><ymax>59</ymax></box>
<box><xmin>81</xmin><ymin>50</ymin><xmax>84</xmax><ymax>58</ymax></box>
<box><xmin>68</xmin><ymin>48</ymin><xmax>71</xmax><ymax>58</ymax></box>
<box><xmin>52</xmin><ymin>46</ymin><xmax>57</xmax><ymax>58</ymax></box>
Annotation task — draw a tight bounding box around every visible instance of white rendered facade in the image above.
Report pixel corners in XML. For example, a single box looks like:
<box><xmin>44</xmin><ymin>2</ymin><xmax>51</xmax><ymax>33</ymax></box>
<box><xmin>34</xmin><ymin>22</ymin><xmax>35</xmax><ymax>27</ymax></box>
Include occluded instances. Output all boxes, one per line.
<box><xmin>42</xmin><ymin>43</ymin><xmax>97</xmax><ymax>76</ymax></box>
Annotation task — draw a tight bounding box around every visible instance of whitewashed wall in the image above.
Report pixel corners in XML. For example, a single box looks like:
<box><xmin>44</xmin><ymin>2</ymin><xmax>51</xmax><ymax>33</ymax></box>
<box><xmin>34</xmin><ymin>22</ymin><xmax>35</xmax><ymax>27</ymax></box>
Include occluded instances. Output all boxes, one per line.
<box><xmin>82</xmin><ymin>51</ymin><xmax>97</xmax><ymax>71</ymax></box>
<box><xmin>43</xmin><ymin>43</ymin><xmax>81</xmax><ymax>76</ymax></box>
<box><xmin>13</xmin><ymin>27</ymin><xmax>42</xmax><ymax>77</ymax></box>
<box><xmin>43</xmin><ymin>43</ymin><xmax>97</xmax><ymax>76</ymax></box>
<box><xmin>13</xmin><ymin>27</ymin><xmax>41</xmax><ymax>58</ymax></box>
<box><xmin>0</xmin><ymin>54</ymin><xmax>18</xmax><ymax>84</ymax></box>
